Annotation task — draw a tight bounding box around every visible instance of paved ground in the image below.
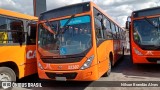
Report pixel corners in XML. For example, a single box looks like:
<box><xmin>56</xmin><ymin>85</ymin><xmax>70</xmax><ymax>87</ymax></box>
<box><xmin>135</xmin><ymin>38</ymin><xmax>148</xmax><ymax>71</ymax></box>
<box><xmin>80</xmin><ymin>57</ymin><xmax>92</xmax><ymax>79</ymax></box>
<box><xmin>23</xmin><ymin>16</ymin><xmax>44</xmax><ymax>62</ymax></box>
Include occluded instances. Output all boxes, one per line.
<box><xmin>1</xmin><ymin>53</ymin><xmax>160</xmax><ymax>90</ymax></box>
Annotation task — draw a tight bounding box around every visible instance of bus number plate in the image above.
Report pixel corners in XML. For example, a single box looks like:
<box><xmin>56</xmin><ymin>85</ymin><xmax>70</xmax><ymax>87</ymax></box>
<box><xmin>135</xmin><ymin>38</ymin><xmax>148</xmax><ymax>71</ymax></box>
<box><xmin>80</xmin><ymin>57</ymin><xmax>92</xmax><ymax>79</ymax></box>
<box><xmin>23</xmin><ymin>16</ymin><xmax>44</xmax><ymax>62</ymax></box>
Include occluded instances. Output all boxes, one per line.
<box><xmin>55</xmin><ymin>77</ymin><xmax>66</xmax><ymax>81</ymax></box>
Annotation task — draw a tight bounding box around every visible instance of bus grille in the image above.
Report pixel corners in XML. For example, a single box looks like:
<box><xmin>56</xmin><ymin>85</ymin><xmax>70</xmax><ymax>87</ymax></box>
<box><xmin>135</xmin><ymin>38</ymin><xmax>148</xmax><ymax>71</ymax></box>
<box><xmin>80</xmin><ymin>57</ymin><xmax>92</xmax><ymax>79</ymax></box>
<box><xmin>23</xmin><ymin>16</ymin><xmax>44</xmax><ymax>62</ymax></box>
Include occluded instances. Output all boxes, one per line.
<box><xmin>45</xmin><ymin>72</ymin><xmax>77</xmax><ymax>79</ymax></box>
<box><xmin>146</xmin><ymin>58</ymin><xmax>160</xmax><ymax>62</ymax></box>
<box><xmin>41</xmin><ymin>57</ymin><xmax>84</xmax><ymax>63</ymax></box>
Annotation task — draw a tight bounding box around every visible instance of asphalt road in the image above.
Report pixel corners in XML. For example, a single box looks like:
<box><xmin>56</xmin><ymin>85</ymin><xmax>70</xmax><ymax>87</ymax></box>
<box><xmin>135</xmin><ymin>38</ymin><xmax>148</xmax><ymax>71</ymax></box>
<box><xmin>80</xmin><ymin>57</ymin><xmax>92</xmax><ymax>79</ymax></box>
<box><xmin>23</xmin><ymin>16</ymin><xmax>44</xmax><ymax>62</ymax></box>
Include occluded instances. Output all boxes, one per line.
<box><xmin>2</xmin><ymin>53</ymin><xmax>160</xmax><ymax>90</ymax></box>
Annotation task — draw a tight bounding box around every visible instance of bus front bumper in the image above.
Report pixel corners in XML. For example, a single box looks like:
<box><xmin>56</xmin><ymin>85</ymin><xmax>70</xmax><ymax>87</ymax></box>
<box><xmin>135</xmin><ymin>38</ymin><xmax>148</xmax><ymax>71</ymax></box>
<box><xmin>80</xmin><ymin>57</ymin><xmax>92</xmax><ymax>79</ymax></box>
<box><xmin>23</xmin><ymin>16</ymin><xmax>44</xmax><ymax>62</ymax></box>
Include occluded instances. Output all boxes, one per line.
<box><xmin>133</xmin><ymin>55</ymin><xmax>160</xmax><ymax>64</ymax></box>
<box><xmin>37</xmin><ymin>65</ymin><xmax>99</xmax><ymax>81</ymax></box>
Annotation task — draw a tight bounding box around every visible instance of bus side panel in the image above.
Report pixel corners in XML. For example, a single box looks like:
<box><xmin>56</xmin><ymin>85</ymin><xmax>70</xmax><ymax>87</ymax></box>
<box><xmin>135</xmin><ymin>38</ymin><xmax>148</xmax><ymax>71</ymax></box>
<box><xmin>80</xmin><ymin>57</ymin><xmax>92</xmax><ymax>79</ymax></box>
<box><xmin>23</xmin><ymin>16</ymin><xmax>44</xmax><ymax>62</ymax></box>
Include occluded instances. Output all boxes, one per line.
<box><xmin>131</xmin><ymin>42</ymin><xmax>159</xmax><ymax>64</ymax></box>
<box><xmin>23</xmin><ymin>45</ymin><xmax>37</xmax><ymax>77</ymax></box>
<box><xmin>96</xmin><ymin>40</ymin><xmax>113</xmax><ymax>77</ymax></box>
<box><xmin>0</xmin><ymin>45</ymin><xmax>26</xmax><ymax>78</ymax></box>
<box><xmin>113</xmin><ymin>40</ymin><xmax>120</xmax><ymax>63</ymax></box>
<box><xmin>0</xmin><ymin>45</ymin><xmax>37</xmax><ymax>79</ymax></box>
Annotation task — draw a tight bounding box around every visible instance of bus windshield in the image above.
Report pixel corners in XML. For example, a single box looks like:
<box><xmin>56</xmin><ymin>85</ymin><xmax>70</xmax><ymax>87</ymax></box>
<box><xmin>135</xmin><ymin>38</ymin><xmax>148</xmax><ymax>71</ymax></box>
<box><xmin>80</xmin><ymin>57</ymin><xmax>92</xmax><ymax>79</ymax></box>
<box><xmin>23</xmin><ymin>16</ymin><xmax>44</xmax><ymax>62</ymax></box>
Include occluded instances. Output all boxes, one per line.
<box><xmin>38</xmin><ymin>15</ymin><xmax>92</xmax><ymax>56</ymax></box>
<box><xmin>133</xmin><ymin>17</ymin><xmax>160</xmax><ymax>50</ymax></box>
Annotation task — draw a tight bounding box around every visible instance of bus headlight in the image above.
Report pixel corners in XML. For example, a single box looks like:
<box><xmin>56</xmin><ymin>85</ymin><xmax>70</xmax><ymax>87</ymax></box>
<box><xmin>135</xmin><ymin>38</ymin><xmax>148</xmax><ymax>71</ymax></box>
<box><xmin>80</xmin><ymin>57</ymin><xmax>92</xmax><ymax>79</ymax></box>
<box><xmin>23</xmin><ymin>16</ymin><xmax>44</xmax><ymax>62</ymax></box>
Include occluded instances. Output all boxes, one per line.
<box><xmin>38</xmin><ymin>62</ymin><xmax>44</xmax><ymax>70</ymax></box>
<box><xmin>134</xmin><ymin>48</ymin><xmax>143</xmax><ymax>56</ymax></box>
<box><xmin>80</xmin><ymin>55</ymin><xmax>94</xmax><ymax>70</ymax></box>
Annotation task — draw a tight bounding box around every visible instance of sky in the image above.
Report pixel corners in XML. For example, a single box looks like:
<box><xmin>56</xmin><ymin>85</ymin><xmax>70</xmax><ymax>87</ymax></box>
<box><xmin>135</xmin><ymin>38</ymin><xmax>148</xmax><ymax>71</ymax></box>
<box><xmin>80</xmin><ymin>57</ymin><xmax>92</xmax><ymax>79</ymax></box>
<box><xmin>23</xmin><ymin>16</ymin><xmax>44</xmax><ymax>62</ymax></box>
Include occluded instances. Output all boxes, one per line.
<box><xmin>0</xmin><ymin>0</ymin><xmax>160</xmax><ymax>26</ymax></box>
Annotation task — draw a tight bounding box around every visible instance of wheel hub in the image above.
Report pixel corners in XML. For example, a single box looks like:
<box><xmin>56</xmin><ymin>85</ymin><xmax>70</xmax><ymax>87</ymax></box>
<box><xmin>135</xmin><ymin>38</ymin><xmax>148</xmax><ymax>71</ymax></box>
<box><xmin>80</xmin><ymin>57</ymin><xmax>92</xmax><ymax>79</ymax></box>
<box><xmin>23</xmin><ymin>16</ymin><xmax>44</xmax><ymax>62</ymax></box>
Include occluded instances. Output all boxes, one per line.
<box><xmin>0</xmin><ymin>73</ymin><xmax>11</xmax><ymax>81</ymax></box>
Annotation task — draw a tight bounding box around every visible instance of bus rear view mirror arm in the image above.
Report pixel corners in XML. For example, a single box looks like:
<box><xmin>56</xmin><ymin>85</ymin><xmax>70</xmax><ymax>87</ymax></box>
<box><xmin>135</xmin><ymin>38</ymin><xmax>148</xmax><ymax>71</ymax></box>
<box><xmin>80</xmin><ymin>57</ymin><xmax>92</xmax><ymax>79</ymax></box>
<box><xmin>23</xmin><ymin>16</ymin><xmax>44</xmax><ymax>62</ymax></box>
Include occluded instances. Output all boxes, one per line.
<box><xmin>126</xmin><ymin>16</ymin><xmax>131</xmax><ymax>30</ymax></box>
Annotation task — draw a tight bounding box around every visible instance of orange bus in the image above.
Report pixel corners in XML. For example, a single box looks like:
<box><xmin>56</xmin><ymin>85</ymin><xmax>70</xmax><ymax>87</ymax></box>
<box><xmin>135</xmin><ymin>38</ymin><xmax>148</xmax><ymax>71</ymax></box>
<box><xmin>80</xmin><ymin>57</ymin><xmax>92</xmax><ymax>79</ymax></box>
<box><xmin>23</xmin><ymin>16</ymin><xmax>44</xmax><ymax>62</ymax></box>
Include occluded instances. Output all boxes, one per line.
<box><xmin>37</xmin><ymin>1</ymin><xmax>125</xmax><ymax>81</ymax></box>
<box><xmin>126</xmin><ymin>7</ymin><xmax>160</xmax><ymax>64</ymax></box>
<box><xmin>0</xmin><ymin>9</ymin><xmax>37</xmax><ymax>81</ymax></box>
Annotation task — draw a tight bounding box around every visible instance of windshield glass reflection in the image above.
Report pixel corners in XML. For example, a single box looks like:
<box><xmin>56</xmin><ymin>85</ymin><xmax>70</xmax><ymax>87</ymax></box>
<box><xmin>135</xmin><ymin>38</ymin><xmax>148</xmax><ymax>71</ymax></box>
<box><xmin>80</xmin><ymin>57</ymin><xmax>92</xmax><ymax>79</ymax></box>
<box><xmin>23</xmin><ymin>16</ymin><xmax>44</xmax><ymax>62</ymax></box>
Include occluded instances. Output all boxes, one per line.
<box><xmin>133</xmin><ymin>17</ymin><xmax>160</xmax><ymax>50</ymax></box>
<box><xmin>38</xmin><ymin>16</ymin><xmax>92</xmax><ymax>56</ymax></box>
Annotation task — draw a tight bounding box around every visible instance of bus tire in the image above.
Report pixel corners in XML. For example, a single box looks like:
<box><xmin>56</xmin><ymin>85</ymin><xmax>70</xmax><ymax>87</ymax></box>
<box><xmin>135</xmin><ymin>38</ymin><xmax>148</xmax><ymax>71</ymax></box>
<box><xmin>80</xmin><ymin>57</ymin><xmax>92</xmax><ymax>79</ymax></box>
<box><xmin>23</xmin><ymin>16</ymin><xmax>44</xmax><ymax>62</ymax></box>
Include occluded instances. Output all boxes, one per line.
<box><xmin>110</xmin><ymin>53</ymin><xmax>114</xmax><ymax>66</ymax></box>
<box><xmin>103</xmin><ymin>59</ymin><xmax>111</xmax><ymax>77</ymax></box>
<box><xmin>122</xmin><ymin>47</ymin><xmax>125</xmax><ymax>56</ymax></box>
<box><xmin>121</xmin><ymin>47</ymin><xmax>125</xmax><ymax>59</ymax></box>
<box><xmin>0</xmin><ymin>67</ymin><xmax>16</xmax><ymax>81</ymax></box>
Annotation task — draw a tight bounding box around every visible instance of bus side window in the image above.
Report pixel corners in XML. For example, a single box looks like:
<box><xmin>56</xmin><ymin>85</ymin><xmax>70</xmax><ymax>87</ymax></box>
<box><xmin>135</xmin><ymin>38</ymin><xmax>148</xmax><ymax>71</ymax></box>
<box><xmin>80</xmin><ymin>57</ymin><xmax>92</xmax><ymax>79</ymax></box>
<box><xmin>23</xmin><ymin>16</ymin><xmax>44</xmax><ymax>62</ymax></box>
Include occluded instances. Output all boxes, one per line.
<box><xmin>93</xmin><ymin>8</ymin><xmax>104</xmax><ymax>45</ymax></box>
<box><xmin>111</xmin><ymin>22</ymin><xmax>117</xmax><ymax>39</ymax></box>
<box><xmin>95</xmin><ymin>18</ymin><xmax>103</xmax><ymax>38</ymax></box>
<box><xmin>115</xmin><ymin>25</ymin><xmax>119</xmax><ymax>39</ymax></box>
<box><xmin>0</xmin><ymin>16</ymin><xmax>7</xmax><ymax>44</ymax></box>
<box><xmin>0</xmin><ymin>17</ymin><xmax>7</xmax><ymax>29</ymax></box>
<box><xmin>9</xmin><ymin>19</ymin><xmax>25</xmax><ymax>44</ymax></box>
<box><xmin>0</xmin><ymin>16</ymin><xmax>25</xmax><ymax>44</ymax></box>
<box><xmin>119</xmin><ymin>28</ymin><xmax>122</xmax><ymax>39</ymax></box>
<box><xmin>103</xmin><ymin>17</ymin><xmax>113</xmax><ymax>40</ymax></box>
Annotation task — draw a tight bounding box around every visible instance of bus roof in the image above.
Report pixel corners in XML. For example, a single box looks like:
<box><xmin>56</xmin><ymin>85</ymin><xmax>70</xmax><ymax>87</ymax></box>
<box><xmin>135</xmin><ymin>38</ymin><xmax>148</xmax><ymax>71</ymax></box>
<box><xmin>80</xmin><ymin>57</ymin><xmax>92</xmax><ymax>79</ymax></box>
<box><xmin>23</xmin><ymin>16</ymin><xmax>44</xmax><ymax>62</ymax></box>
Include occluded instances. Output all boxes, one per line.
<box><xmin>132</xmin><ymin>6</ymin><xmax>160</xmax><ymax>18</ymax></box>
<box><xmin>41</xmin><ymin>2</ymin><xmax>90</xmax><ymax>15</ymax></box>
<box><xmin>0</xmin><ymin>8</ymin><xmax>38</xmax><ymax>20</ymax></box>
<box><xmin>39</xmin><ymin>2</ymin><xmax>90</xmax><ymax>20</ymax></box>
<box><xmin>39</xmin><ymin>1</ymin><xmax>124</xmax><ymax>30</ymax></box>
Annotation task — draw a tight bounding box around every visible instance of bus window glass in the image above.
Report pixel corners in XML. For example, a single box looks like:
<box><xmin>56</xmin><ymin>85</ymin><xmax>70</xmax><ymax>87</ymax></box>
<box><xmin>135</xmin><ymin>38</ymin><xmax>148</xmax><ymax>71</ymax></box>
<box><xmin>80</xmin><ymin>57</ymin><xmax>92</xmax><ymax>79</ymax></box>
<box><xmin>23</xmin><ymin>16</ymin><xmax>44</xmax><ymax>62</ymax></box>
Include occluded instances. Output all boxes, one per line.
<box><xmin>111</xmin><ymin>22</ymin><xmax>116</xmax><ymax>39</ymax></box>
<box><xmin>0</xmin><ymin>17</ymin><xmax>7</xmax><ymax>29</ymax></box>
<box><xmin>95</xmin><ymin>17</ymin><xmax>103</xmax><ymax>39</ymax></box>
<box><xmin>133</xmin><ymin>17</ymin><xmax>160</xmax><ymax>50</ymax></box>
<box><xmin>119</xmin><ymin>28</ymin><xmax>123</xmax><ymax>39</ymax></box>
<box><xmin>0</xmin><ymin>17</ymin><xmax>25</xmax><ymax>44</ymax></box>
<box><xmin>27</xmin><ymin>23</ymin><xmax>36</xmax><ymax>45</ymax></box>
<box><xmin>0</xmin><ymin>17</ymin><xmax>7</xmax><ymax>43</ymax></box>
<box><xmin>93</xmin><ymin>8</ymin><xmax>104</xmax><ymax>44</ymax></box>
<box><xmin>103</xmin><ymin>18</ymin><xmax>112</xmax><ymax>39</ymax></box>
<box><xmin>115</xmin><ymin>25</ymin><xmax>119</xmax><ymax>39</ymax></box>
<box><xmin>9</xmin><ymin>19</ymin><xmax>25</xmax><ymax>43</ymax></box>
<box><xmin>38</xmin><ymin>15</ymin><xmax>91</xmax><ymax>56</ymax></box>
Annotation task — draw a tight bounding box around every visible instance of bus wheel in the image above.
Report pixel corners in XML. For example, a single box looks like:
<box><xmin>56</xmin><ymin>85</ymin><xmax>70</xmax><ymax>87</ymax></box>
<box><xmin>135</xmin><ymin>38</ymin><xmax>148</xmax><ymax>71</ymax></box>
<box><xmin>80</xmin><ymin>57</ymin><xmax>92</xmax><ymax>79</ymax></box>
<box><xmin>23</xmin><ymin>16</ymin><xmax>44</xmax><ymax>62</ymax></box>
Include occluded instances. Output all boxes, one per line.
<box><xmin>122</xmin><ymin>47</ymin><xmax>125</xmax><ymax>55</ymax></box>
<box><xmin>103</xmin><ymin>60</ymin><xmax>111</xmax><ymax>77</ymax></box>
<box><xmin>0</xmin><ymin>67</ymin><xmax>16</xmax><ymax>81</ymax></box>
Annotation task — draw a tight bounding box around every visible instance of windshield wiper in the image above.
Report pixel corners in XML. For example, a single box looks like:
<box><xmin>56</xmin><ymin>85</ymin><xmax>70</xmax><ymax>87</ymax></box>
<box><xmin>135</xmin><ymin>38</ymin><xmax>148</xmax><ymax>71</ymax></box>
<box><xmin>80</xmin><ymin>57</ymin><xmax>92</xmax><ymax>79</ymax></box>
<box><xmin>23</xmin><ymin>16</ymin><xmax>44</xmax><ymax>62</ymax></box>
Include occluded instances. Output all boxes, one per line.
<box><xmin>144</xmin><ymin>17</ymin><xmax>158</xmax><ymax>28</ymax></box>
<box><xmin>42</xmin><ymin>15</ymin><xmax>75</xmax><ymax>36</ymax></box>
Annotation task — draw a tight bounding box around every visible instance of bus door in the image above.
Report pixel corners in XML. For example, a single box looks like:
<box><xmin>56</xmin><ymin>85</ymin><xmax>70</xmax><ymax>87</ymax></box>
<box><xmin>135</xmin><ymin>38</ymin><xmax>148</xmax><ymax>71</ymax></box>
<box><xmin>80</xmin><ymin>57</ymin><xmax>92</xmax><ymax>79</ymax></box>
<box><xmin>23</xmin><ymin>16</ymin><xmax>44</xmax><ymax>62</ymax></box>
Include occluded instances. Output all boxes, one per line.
<box><xmin>26</xmin><ymin>22</ymin><xmax>37</xmax><ymax>62</ymax></box>
<box><xmin>24</xmin><ymin>21</ymin><xmax>37</xmax><ymax>75</ymax></box>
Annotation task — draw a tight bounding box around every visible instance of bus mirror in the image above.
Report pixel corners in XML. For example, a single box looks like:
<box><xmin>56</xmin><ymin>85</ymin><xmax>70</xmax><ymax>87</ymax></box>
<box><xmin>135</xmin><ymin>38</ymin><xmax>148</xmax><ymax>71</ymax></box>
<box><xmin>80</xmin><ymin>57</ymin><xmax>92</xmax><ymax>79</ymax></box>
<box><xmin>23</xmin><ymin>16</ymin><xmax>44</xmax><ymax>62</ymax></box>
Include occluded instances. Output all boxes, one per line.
<box><xmin>28</xmin><ymin>25</ymin><xmax>31</xmax><ymax>36</ymax></box>
<box><xmin>126</xmin><ymin>16</ymin><xmax>131</xmax><ymax>30</ymax></box>
<box><xmin>125</xmin><ymin>21</ymin><xmax>129</xmax><ymax>29</ymax></box>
